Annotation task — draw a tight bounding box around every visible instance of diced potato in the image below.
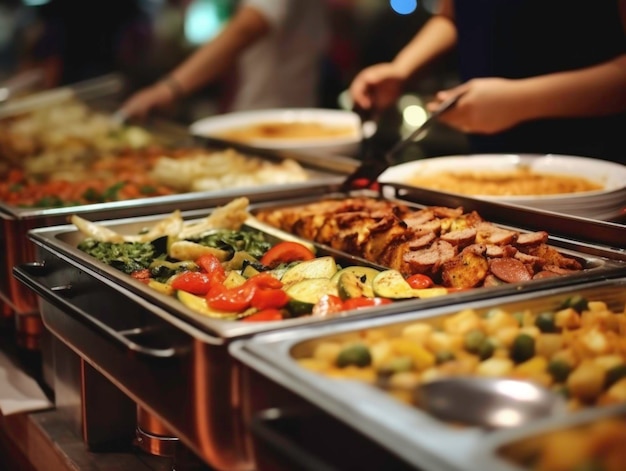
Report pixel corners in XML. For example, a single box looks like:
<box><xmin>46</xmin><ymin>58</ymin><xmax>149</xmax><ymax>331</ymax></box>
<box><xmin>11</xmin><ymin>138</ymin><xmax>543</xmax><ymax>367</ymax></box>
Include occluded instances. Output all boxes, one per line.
<box><xmin>519</xmin><ymin>326</ymin><xmax>541</xmax><ymax>339</ymax></box>
<box><xmin>593</xmin><ymin>355</ymin><xmax>624</xmax><ymax>372</ymax></box>
<box><xmin>587</xmin><ymin>301</ymin><xmax>608</xmax><ymax>312</ymax></box>
<box><xmin>535</xmin><ymin>334</ymin><xmax>564</xmax><ymax>359</ymax></box>
<box><xmin>401</xmin><ymin>323</ymin><xmax>433</xmax><ymax>344</ymax></box>
<box><xmin>389</xmin><ymin>338</ymin><xmax>435</xmax><ymax>371</ymax></box>
<box><xmin>493</xmin><ymin>326</ymin><xmax>520</xmax><ymax>348</ymax></box>
<box><xmin>514</xmin><ymin>356</ymin><xmax>548</xmax><ymax>378</ymax></box>
<box><xmin>313</xmin><ymin>342</ymin><xmax>342</xmax><ymax>364</ymax></box>
<box><xmin>369</xmin><ymin>341</ymin><xmax>393</xmax><ymax>368</ymax></box>
<box><xmin>388</xmin><ymin>371</ymin><xmax>421</xmax><ymax>390</ymax></box>
<box><xmin>579</xmin><ymin>327</ymin><xmax>611</xmax><ymax>356</ymax></box>
<box><xmin>551</xmin><ymin>349</ymin><xmax>579</xmax><ymax>369</ymax></box>
<box><xmin>443</xmin><ymin>309</ymin><xmax>483</xmax><ymax>335</ymax></box>
<box><xmin>476</xmin><ymin>357</ymin><xmax>514</xmax><ymax>377</ymax></box>
<box><xmin>425</xmin><ymin>331</ymin><xmax>463</xmax><ymax>353</ymax></box>
<box><xmin>555</xmin><ymin>308</ymin><xmax>582</xmax><ymax>330</ymax></box>
<box><xmin>420</xmin><ymin>367</ymin><xmax>445</xmax><ymax>383</ymax></box>
<box><xmin>361</xmin><ymin>329</ymin><xmax>388</xmax><ymax>344</ymax></box>
<box><xmin>567</xmin><ymin>361</ymin><xmax>605</xmax><ymax>402</ymax></box>
<box><xmin>484</xmin><ymin>310</ymin><xmax>519</xmax><ymax>335</ymax></box>
<box><xmin>601</xmin><ymin>377</ymin><xmax>626</xmax><ymax>404</ymax></box>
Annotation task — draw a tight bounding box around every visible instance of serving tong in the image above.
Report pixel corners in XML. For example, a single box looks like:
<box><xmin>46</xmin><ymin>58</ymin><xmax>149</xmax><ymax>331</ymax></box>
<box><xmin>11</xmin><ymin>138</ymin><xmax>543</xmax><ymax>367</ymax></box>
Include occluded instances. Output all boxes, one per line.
<box><xmin>340</xmin><ymin>93</ymin><xmax>463</xmax><ymax>192</ymax></box>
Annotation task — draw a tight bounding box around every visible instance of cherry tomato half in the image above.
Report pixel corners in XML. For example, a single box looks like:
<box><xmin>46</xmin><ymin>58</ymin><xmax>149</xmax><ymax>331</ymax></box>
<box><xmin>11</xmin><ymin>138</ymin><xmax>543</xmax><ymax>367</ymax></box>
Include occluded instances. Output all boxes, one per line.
<box><xmin>312</xmin><ymin>294</ymin><xmax>345</xmax><ymax>317</ymax></box>
<box><xmin>342</xmin><ymin>297</ymin><xmax>393</xmax><ymax>310</ymax></box>
<box><xmin>406</xmin><ymin>274</ymin><xmax>434</xmax><ymax>289</ymax></box>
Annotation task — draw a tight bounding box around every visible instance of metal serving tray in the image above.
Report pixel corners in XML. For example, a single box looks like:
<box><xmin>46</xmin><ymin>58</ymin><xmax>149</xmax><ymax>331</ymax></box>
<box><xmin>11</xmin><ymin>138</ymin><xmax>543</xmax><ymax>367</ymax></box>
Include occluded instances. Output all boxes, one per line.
<box><xmin>0</xmin><ymin>73</ymin><xmax>124</xmax><ymax>118</ymax></box>
<box><xmin>0</xmin><ymin>139</ymin><xmax>356</xmax><ymax>319</ymax></box>
<box><xmin>12</xmin><ymin>202</ymin><xmax>408</xmax><ymax>471</ymax></box>
<box><xmin>17</xmin><ymin>191</ymin><xmax>626</xmax><ymax>335</ymax></box>
<box><xmin>229</xmin><ymin>278</ymin><xmax>626</xmax><ymax>471</ymax></box>
<box><xmin>12</xmin><ymin>193</ymin><xmax>626</xmax><ymax>470</ymax></box>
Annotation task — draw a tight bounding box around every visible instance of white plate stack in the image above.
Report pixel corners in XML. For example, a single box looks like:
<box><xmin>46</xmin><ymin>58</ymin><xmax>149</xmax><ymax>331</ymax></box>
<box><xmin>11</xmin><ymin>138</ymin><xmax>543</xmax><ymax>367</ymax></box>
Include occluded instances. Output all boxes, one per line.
<box><xmin>379</xmin><ymin>154</ymin><xmax>626</xmax><ymax>221</ymax></box>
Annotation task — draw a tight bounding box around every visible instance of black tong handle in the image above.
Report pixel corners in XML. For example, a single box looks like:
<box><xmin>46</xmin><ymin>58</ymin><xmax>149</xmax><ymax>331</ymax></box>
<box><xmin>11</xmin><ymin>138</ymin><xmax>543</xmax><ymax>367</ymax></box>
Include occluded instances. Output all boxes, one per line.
<box><xmin>340</xmin><ymin>92</ymin><xmax>462</xmax><ymax>191</ymax></box>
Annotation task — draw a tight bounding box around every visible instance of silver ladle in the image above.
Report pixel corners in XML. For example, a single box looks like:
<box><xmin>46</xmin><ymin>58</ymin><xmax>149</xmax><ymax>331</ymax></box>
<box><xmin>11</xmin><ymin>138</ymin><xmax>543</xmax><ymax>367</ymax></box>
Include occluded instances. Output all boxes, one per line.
<box><xmin>412</xmin><ymin>377</ymin><xmax>568</xmax><ymax>429</ymax></box>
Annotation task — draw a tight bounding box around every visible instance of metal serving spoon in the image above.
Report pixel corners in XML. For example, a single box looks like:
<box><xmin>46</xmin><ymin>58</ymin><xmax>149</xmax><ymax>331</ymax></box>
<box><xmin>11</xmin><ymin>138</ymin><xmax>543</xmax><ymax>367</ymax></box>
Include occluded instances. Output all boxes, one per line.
<box><xmin>411</xmin><ymin>377</ymin><xmax>567</xmax><ymax>429</ymax></box>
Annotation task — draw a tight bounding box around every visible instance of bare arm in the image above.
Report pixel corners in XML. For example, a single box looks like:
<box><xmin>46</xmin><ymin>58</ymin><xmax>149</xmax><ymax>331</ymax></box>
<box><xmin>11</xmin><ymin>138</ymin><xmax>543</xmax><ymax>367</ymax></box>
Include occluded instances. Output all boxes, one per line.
<box><xmin>433</xmin><ymin>0</ymin><xmax>626</xmax><ymax>134</ymax></box>
<box><xmin>518</xmin><ymin>54</ymin><xmax>626</xmax><ymax>121</ymax></box>
<box><xmin>349</xmin><ymin>0</ymin><xmax>457</xmax><ymax>111</ymax></box>
<box><xmin>120</xmin><ymin>5</ymin><xmax>271</xmax><ymax>119</ymax></box>
<box><xmin>391</xmin><ymin>0</ymin><xmax>457</xmax><ymax>79</ymax></box>
<box><xmin>169</xmin><ymin>5</ymin><xmax>270</xmax><ymax>96</ymax></box>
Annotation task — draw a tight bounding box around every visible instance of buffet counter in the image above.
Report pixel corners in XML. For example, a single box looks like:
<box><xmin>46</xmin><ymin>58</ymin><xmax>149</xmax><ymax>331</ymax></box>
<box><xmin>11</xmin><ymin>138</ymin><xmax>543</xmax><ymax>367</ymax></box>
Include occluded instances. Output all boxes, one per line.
<box><xmin>0</xmin><ymin>334</ymin><xmax>212</xmax><ymax>471</ymax></box>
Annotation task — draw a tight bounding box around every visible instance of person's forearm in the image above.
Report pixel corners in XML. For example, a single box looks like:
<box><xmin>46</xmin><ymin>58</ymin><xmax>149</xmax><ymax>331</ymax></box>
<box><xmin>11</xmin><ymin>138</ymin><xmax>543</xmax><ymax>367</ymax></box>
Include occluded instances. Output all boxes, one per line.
<box><xmin>167</xmin><ymin>6</ymin><xmax>270</xmax><ymax>96</ymax></box>
<box><xmin>392</xmin><ymin>3</ymin><xmax>457</xmax><ymax>79</ymax></box>
<box><xmin>516</xmin><ymin>54</ymin><xmax>626</xmax><ymax>121</ymax></box>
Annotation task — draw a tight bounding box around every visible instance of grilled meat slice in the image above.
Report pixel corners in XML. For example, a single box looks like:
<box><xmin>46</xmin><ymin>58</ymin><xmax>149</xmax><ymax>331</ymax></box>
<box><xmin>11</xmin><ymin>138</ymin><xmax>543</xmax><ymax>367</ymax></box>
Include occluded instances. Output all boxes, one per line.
<box><xmin>253</xmin><ymin>196</ymin><xmax>584</xmax><ymax>288</ymax></box>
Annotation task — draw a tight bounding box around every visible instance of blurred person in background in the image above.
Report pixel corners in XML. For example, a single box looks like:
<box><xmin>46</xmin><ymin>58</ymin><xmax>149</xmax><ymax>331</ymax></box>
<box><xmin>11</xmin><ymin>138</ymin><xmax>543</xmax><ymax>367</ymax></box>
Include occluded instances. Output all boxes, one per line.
<box><xmin>120</xmin><ymin>0</ymin><xmax>330</xmax><ymax>120</ymax></box>
<box><xmin>350</xmin><ymin>0</ymin><xmax>626</xmax><ymax>164</ymax></box>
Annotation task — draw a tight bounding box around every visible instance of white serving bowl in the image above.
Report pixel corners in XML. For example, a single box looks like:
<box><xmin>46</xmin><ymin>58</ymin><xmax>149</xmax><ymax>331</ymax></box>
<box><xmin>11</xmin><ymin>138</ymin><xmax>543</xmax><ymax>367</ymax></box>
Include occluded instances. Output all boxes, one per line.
<box><xmin>190</xmin><ymin>108</ymin><xmax>362</xmax><ymax>156</ymax></box>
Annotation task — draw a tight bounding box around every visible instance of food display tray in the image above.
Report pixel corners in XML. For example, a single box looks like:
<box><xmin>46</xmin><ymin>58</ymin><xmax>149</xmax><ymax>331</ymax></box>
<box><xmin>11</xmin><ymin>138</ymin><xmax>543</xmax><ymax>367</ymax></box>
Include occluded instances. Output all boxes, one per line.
<box><xmin>229</xmin><ymin>278</ymin><xmax>626</xmax><ymax>471</ymax></box>
<box><xmin>0</xmin><ymin>131</ymin><xmax>356</xmax><ymax>317</ymax></box>
<box><xmin>19</xmin><ymin>193</ymin><xmax>626</xmax><ymax>337</ymax></box>
<box><xmin>12</xmin><ymin>194</ymin><xmax>626</xmax><ymax>470</ymax></box>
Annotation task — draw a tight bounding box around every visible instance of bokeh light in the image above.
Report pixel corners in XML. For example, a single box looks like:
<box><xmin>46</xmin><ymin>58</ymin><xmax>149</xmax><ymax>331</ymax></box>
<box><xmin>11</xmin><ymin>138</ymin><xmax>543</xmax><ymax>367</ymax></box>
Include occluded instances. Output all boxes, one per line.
<box><xmin>185</xmin><ymin>0</ymin><xmax>230</xmax><ymax>46</ymax></box>
<box><xmin>390</xmin><ymin>0</ymin><xmax>418</xmax><ymax>15</ymax></box>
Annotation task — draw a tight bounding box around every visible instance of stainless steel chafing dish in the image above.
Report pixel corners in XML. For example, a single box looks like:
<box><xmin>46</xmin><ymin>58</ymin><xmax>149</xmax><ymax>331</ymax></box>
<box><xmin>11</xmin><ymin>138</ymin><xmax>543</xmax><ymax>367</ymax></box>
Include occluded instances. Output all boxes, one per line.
<box><xmin>0</xmin><ymin>75</ymin><xmax>357</xmax><ymax>331</ymax></box>
<box><xmin>11</xmin><ymin>191</ymin><xmax>626</xmax><ymax>471</ymax></box>
<box><xmin>230</xmin><ymin>278</ymin><xmax>626</xmax><ymax>471</ymax></box>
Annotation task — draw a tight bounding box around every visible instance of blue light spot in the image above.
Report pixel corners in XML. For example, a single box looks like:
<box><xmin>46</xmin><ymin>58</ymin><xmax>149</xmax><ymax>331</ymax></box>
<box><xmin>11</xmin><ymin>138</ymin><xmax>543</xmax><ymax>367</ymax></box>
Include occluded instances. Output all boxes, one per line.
<box><xmin>185</xmin><ymin>0</ymin><xmax>227</xmax><ymax>46</ymax></box>
<box><xmin>390</xmin><ymin>0</ymin><xmax>418</xmax><ymax>15</ymax></box>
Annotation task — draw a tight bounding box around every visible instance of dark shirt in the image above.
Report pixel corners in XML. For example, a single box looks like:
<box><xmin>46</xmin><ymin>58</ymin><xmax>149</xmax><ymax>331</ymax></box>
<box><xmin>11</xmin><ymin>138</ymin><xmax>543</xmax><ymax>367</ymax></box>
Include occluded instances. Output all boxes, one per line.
<box><xmin>454</xmin><ymin>0</ymin><xmax>626</xmax><ymax>163</ymax></box>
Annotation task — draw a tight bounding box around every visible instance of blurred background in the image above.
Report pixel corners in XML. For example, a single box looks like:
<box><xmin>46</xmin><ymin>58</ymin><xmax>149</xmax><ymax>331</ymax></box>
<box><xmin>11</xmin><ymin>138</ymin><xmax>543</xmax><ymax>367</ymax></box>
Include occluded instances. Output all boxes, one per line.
<box><xmin>0</xmin><ymin>0</ymin><xmax>469</xmax><ymax>158</ymax></box>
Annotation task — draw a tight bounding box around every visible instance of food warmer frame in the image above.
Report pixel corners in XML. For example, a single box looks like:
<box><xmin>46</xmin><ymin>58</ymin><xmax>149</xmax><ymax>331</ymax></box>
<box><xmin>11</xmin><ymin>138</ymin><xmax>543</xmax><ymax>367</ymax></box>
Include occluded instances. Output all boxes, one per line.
<box><xmin>12</xmin><ymin>188</ymin><xmax>626</xmax><ymax>471</ymax></box>
<box><xmin>0</xmin><ymin>76</ymin><xmax>358</xmax><ymax>330</ymax></box>
<box><xmin>230</xmin><ymin>278</ymin><xmax>626</xmax><ymax>471</ymax></box>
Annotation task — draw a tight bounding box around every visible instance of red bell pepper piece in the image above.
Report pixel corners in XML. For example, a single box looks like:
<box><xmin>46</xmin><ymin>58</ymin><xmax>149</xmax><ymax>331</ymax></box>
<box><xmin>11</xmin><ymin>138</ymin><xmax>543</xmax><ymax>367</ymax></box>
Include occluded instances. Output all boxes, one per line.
<box><xmin>246</xmin><ymin>272</ymin><xmax>283</xmax><ymax>289</ymax></box>
<box><xmin>251</xmin><ymin>288</ymin><xmax>289</xmax><ymax>310</ymax></box>
<box><xmin>206</xmin><ymin>282</ymin><xmax>256</xmax><ymax>312</ymax></box>
<box><xmin>260</xmin><ymin>241</ymin><xmax>315</xmax><ymax>269</ymax></box>
<box><xmin>241</xmin><ymin>309</ymin><xmax>284</xmax><ymax>322</ymax></box>
<box><xmin>195</xmin><ymin>253</ymin><xmax>226</xmax><ymax>284</ymax></box>
<box><xmin>171</xmin><ymin>271</ymin><xmax>212</xmax><ymax>295</ymax></box>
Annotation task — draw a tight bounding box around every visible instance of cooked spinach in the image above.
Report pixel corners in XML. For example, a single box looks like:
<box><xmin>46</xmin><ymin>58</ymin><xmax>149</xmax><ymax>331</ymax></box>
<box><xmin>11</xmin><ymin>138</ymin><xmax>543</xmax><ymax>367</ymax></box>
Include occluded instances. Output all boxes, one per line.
<box><xmin>190</xmin><ymin>230</ymin><xmax>271</xmax><ymax>259</ymax></box>
<box><xmin>78</xmin><ymin>239</ymin><xmax>163</xmax><ymax>274</ymax></box>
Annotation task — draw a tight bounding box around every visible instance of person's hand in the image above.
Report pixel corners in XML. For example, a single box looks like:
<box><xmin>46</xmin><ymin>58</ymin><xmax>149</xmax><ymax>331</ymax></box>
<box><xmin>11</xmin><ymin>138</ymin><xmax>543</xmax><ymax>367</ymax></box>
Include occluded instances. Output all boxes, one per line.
<box><xmin>428</xmin><ymin>78</ymin><xmax>529</xmax><ymax>134</ymax></box>
<box><xmin>119</xmin><ymin>81</ymin><xmax>177</xmax><ymax>121</ymax></box>
<box><xmin>349</xmin><ymin>62</ymin><xmax>406</xmax><ymax>113</ymax></box>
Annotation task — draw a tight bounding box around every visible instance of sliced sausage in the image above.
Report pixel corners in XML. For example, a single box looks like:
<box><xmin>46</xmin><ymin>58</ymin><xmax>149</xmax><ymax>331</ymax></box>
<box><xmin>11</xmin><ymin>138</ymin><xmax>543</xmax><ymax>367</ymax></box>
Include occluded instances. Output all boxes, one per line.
<box><xmin>489</xmin><ymin>257</ymin><xmax>533</xmax><ymax>283</ymax></box>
